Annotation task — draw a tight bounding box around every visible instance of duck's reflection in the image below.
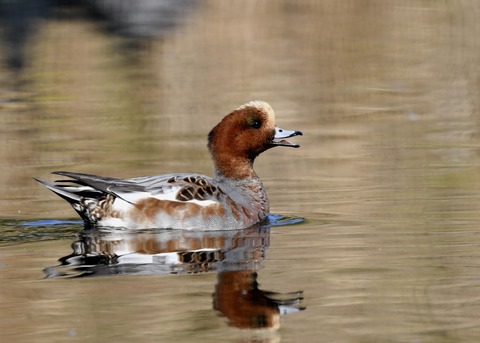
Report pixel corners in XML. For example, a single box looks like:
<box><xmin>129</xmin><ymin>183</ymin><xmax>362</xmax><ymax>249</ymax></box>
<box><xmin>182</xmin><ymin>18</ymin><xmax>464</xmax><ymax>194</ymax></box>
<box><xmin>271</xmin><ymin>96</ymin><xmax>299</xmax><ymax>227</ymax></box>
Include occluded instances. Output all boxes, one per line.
<box><xmin>44</xmin><ymin>224</ymin><xmax>305</xmax><ymax>330</ymax></box>
<box><xmin>214</xmin><ymin>270</ymin><xmax>304</xmax><ymax>330</ymax></box>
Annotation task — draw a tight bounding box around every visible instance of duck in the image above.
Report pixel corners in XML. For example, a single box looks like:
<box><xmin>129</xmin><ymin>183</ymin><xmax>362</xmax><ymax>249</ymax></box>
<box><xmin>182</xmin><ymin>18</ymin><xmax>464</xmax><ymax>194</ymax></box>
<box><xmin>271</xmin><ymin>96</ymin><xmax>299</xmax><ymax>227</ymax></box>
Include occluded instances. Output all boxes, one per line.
<box><xmin>35</xmin><ymin>100</ymin><xmax>302</xmax><ymax>230</ymax></box>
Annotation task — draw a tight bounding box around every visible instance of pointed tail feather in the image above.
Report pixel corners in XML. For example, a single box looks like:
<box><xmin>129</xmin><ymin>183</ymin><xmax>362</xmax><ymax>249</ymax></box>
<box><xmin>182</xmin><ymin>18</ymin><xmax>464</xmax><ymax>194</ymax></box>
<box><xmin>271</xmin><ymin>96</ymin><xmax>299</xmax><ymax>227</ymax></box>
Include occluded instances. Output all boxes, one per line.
<box><xmin>34</xmin><ymin>178</ymin><xmax>99</xmax><ymax>224</ymax></box>
<box><xmin>34</xmin><ymin>178</ymin><xmax>82</xmax><ymax>203</ymax></box>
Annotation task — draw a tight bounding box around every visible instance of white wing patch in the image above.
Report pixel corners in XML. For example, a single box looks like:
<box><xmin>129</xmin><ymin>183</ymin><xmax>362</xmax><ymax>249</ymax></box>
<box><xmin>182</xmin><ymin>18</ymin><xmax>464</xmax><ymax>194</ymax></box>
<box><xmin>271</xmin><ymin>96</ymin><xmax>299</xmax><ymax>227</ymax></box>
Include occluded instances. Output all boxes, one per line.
<box><xmin>114</xmin><ymin>185</ymin><xmax>218</xmax><ymax>208</ymax></box>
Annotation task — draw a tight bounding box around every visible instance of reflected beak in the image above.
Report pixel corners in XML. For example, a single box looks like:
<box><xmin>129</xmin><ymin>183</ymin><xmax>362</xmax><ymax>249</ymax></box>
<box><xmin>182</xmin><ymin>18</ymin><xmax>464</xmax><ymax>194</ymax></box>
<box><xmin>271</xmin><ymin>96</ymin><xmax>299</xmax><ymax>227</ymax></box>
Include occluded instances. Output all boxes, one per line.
<box><xmin>270</xmin><ymin>127</ymin><xmax>303</xmax><ymax>148</ymax></box>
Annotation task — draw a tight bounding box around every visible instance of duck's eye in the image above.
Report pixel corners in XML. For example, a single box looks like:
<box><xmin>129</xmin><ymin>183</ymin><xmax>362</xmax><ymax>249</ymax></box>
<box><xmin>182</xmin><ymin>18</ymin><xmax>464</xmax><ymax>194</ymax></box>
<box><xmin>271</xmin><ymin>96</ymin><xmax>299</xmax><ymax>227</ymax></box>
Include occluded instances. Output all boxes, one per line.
<box><xmin>250</xmin><ymin>119</ymin><xmax>262</xmax><ymax>129</ymax></box>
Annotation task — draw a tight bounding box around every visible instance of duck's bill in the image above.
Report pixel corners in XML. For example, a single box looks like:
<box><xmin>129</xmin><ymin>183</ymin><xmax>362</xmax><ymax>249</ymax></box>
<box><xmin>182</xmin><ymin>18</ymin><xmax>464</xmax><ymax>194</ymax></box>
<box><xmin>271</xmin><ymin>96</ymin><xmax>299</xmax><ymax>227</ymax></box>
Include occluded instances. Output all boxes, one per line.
<box><xmin>271</xmin><ymin>127</ymin><xmax>303</xmax><ymax>148</ymax></box>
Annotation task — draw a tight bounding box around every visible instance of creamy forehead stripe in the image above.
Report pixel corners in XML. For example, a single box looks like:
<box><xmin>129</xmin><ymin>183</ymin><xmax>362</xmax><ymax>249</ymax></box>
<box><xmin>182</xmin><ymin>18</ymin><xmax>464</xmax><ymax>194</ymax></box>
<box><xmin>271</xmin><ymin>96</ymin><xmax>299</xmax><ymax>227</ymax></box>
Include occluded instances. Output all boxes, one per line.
<box><xmin>236</xmin><ymin>100</ymin><xmax>275</xmax><ymax>121</ymax></box>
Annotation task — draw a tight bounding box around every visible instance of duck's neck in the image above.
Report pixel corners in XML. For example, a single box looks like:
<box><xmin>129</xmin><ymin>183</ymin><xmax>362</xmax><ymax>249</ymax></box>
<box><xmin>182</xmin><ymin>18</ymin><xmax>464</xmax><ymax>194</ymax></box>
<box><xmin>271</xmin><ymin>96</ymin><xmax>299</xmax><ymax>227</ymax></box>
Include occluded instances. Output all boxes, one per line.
<box><xmin>212</xmin><ymin>153</ymin><xmax>258</xmax><ymax>180</ymax></box>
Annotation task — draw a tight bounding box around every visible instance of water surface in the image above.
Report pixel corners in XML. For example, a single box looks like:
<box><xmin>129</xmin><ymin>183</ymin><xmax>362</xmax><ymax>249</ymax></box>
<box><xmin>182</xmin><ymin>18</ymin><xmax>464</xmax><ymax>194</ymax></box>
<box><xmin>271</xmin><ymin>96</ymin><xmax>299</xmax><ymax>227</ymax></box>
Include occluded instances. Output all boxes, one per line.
<box><xmin>1</xmin><ymin>1</ymin><xmax>480</xmax><ymax>342</ymax></box>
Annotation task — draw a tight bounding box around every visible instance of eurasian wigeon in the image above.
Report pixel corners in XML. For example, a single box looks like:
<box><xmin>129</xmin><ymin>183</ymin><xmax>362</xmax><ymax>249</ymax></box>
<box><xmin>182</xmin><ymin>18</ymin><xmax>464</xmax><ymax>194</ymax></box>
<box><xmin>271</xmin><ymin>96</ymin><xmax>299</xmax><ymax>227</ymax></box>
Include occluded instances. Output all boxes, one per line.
<box><xmin>35</xmin><ymin>100</ymin><xmax>302</xmax><ymax>230</ymax></box>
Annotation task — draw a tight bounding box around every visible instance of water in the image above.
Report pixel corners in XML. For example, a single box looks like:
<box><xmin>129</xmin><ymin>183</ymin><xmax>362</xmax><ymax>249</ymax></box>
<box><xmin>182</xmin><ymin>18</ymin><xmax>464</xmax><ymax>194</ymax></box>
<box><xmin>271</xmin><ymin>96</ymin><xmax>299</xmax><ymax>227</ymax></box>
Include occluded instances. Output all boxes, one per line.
<box><xmin>2</xmin><ymin>1</ymin><xmax>480</xmax><ymax>342</ymax></box>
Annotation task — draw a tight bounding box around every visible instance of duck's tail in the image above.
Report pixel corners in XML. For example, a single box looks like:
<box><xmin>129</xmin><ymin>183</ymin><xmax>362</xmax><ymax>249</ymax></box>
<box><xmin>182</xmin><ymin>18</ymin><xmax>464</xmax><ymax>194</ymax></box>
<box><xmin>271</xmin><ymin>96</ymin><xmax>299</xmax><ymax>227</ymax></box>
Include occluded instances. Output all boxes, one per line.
<box><xmin>34</xmin><ymin>177</ymin><xmax>106</xmax><ymax>224</ymax></box>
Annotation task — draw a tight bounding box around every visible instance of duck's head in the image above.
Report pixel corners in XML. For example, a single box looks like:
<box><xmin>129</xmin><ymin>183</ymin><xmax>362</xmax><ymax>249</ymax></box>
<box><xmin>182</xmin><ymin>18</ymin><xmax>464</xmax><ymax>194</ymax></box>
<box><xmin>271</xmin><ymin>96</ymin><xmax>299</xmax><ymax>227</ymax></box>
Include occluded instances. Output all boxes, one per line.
<box><xmin>208</xmin><ymin>101</ymin><xmax>302</xmax><ymax>179</ymax></box>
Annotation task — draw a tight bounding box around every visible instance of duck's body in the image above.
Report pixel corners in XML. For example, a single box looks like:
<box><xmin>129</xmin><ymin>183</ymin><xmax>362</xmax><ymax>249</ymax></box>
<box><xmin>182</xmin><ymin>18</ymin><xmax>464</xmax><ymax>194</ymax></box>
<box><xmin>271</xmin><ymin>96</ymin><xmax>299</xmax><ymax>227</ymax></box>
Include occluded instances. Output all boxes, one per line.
<box><xmin>36</xmin><ymin>101</ymin><xmax>302</xmax><ymax>230</ymax></box>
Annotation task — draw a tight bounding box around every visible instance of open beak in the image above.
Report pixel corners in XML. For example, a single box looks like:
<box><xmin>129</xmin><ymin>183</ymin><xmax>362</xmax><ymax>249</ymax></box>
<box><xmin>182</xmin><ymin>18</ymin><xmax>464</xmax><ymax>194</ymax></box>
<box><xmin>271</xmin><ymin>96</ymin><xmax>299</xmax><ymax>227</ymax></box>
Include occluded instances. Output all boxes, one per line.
<box><xmin>270</xmin><ymin>127</ymin><xmax>303</xmax><ymax>148</ymax></box>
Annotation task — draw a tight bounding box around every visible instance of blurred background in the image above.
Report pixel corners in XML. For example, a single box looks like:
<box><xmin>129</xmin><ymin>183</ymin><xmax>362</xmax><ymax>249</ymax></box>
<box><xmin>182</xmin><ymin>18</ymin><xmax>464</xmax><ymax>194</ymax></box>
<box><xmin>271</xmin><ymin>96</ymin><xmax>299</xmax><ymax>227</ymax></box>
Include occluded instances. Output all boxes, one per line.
<box><xmin>1</xmin><ymin>1</ymin><xmax>480</xmax><ymax>342</ymax></box>
<box><xmin>1</xmin><ymin>0</ymin><xmax>480</xmax><ymax>221</ymax></box>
